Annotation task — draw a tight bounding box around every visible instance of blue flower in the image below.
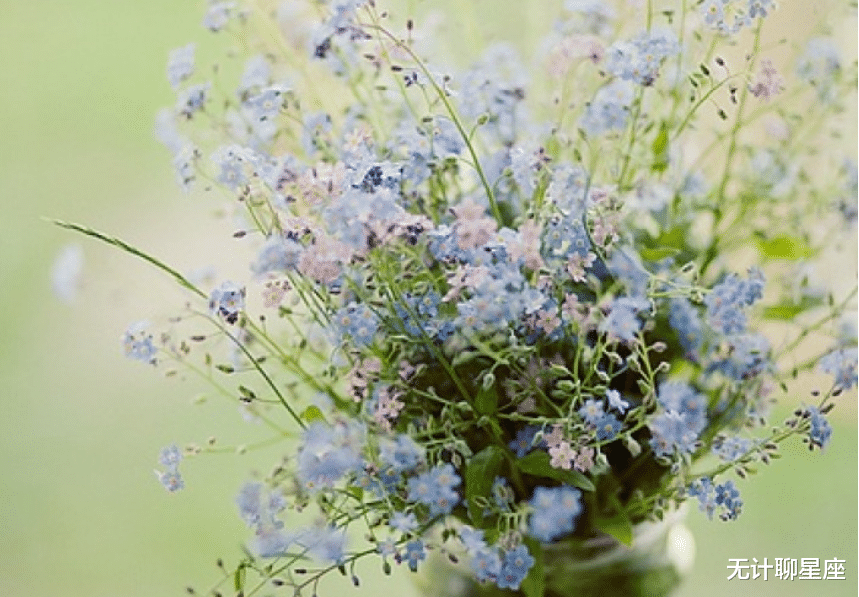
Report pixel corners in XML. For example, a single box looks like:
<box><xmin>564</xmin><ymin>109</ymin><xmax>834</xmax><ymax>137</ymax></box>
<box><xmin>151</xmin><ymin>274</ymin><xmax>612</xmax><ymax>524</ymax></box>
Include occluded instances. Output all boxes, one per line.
<box><xmin>394</xmin><ymin>291</ymin><xmax>444</xmax><ymax>339</ymax></box>
<box><xmin>687</xmin><ymin>477</ymin><xmax>718</xmax><ymax>519</ymax></box>
<box><xmin>806</xmin><ymin>406</ymin><xmax>833</xmax><ymax>450</ymax></box>
<box><xmin>389</xmin><ymin>511</ymin><xmax>418</xmax><ymax>534</ymax></box>
<box><xmin>607</xmin><ymin>247</ymin><xmax>649</xmax><ymax>298</ymax></box>
<box><xmin>649</xmin><ymin>410</ymin><xmax>699</xmax><ymax>458</ymax></box>
<box><xmin>657</xmin><ymin>381</ymin><xmax>708</xmax><ymax>434</ymax></box>
<box><xmin>669</xmin><ymin>298</ymin><xmax>704</xmax><ymax>357</ymax></box>
<box><xmin>496</xmin><ymin>545</ymin><xmax>535</xmax><ymax>590</ymax></box>
<box><xmin>600</xmin><ymin>296</ymin><xmax>647</xmax><ymax>343</ymax></box>
<box><xmin>252</xmin><ymin>237</ymin><xmax>303</xmax><ymax>276</ymax></box>
<box><xmin>299</xmin><ymin>525</ymin><xmax>347</xmax><ymax>564</ymax></box>
<box><xmin>406</xmin><ymin>463</ymin><xmax>461</xmax><ymax>516</ymax></box>
<box><xmin>605</xmin><ymin>29</ymin><xmax>679</xmax><ymax>86</ymax></box>
<box><xmin>156</xmin><ymin>468</ymin><xmax>184</xmax><ymax>493</ymax></box>
<box><xmin>508</xmin><ymin>425</ymin><xmax>540</xmax><ymax>457</ymax></box>
<box><xmin>244</xmin><ymin>86</ymin><xmax>285</xmax><ymax>123</ymax></box>
<box><xmin>404</xmin><ymin>539</ymin><xmax>426</xmax><ymax>571</ymax></box>
<box><xmin>202</xmin><ymin>2</ymin><xmax>233</xmax><ymax>31</ymax></box>
<box><xmin>527</xmin><ymin>485</ymin><xmax>582</xmax><ymax>542</ymax></box>
<box><xmin>432</xmin><ymin>117</ymin><xmax>464</xmax><ymax>157</ymax></box>
<box><xmin>176</xmin><ymin>82</ymin><xmax>209</xmax><ymax>119</ymax></box>
<box><xmin>302</xmin><ymin>112</ymin><xmax>333</xmax><ymax>157</ymax></box>
<box><xmin>578</xmin><ymin>398</ymin><xmax>605</xmax><ymax>425</ymax></box>
<box><xmin>595</xmin><ymin>413</ymin><xmax>622</xmax><ymax>441</ymax></box>
<box><xmin>238</xmin><ymin>54</ymin><xmax>270</xmax><ymax>93</ymax></box>
<box><xmin>471</xmin><ymin>546</ymin><xmax>502</xmax><ymax>583</ymax></box>
<box><xmin>333</xmin><ymin>302</ymin><xmax>379</xmax><ymax>347</ymax></box>
<box><xmin>796</xmin><ymin>38</ymin><xmax>841</xmax><ymax>101</ymax></box>
<box><xmin>579</xmin><ymin>80</ymin><xmax>634</xmax><ymax>136</ymax></box>
<box><xmin>708</xmin><ymin>333</ymin><xmax>770</xmax><ymax>380</ymax></box>
<box><xmin>123</xmin><ymin>321</ymin><xmax>158</xmax><ymax>364</ymax></box>
<box><xmin>705</xmin><ymin>269</ymin><xmax>765</xmax><ymax>335</ymax></box>
<box><xmin>379</xmin><ymin>435</ymin><xmax>425</xmax><ymax>474</ymax></box>
<box><xmin>235</xmin><ymin>481</ymin><xmax>286</xmax><ymax>537</ymax></box>
<box><xmin>712</xmin><ymin>435</ymin><xmax>752</xmax><ymax>462</ymax></box>
<box><xmin>209</xmin><ymin>281</ymin><xmax>245</xmax><ymax>324</ymax></box>
<box><xmin>252</xmin><ymin>527</ymin><xmax>293</xmax><ymax>558</ymax></box>
<box><xmin>158</xmin><ymin>445</ymin><xmax>183</xmax><ymax>468</ymax></box>
<box><xmin>819</xmin><ymin>348</ymin><xmax>858</xmax><ymax>390</ymax></box>
<box><xmin>714</xmin><ymin>480</ymin><xmax>742</xmax><ymax>520</ymax></box>
<box><xmin>459</xmin><ymin>526</ymin><xmax>487</xmax><ymax>554</ymax></box>
<box><xmin>296</xmin><ymin>421</ymin><xmax>365</xmax><ymax>493</ymax></box>
<box><xmin>167</xmin><ymin>43</ymin><xmax>195</xmax><ymax>90</ymax></box>
<box><xmin>687</xmin><ymin>476</ymin><xmax>742</xmax><ymax>521</ymax></box>
<box><xmin>606</xmin><ymin>389</ymin><xmax>629</xmax><ymax>414</ymax></box>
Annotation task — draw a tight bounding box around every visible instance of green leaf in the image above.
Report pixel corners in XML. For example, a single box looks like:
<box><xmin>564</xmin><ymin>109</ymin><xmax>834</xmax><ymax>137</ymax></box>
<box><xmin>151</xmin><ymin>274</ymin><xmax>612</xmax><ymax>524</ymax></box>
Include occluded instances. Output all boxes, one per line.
<box><xmin>520</xmin><ymin>537</ymin><xmax>545</xmax><ymax>597</ymax></box>
<box><xmin>516</xmin><ymin>451</ymin><xmax>595</xmax><ymax>492</ymax></box>
<box><xmin>639</xmin><ymin>246</ymin><xmax>680</xmax><ymax>262</ymax></box>
<box><xmin>763</xmin><ymin>296</ymin><xmax>825</xmax><ymax>320</ymax></box>
<box><xmin>234</xmin><ymin>563</ymin><xmax>246</xmax><ymax>592</ymax></box>
<box><xmin>651</xmin><ymin>121</ymin><xmax>670</xmax><ymax>173</ymax></box>
<box><xmin>301</xmin><ymin>405</ymin><xmax>326</xmax><ymax>423</ymax></box>
<box><xmin>346</xmin><ymin>485</ymin><xmax>364</xmax><ymax>501</ymax></box>
<box><xmin>238</xmin><ymin>385</ymin><xmax>256</xmax><ymax>401</ymax></box>
<box><xmin>475</xmin><ymin>384</ymin><xmax>499</xmax><ymax>415</ymax></box>
<box><xmin>465</xmin><ymin>445</ymin><xmax>504</xmax><ymax>524</ymax></box>
<box><xmin>756</xmin><ymin>235</ymin><xmax>816</xmax><ymax>260</ymax></box>
<box><xmin>653</xmin><ymin>227</ymin><xmax>685</xmax><ymax>251</ymax></box>
<box><xmin>594</xmin><ymin>508</ymin><xmax>634</xmax><ymax>546</ymax></box>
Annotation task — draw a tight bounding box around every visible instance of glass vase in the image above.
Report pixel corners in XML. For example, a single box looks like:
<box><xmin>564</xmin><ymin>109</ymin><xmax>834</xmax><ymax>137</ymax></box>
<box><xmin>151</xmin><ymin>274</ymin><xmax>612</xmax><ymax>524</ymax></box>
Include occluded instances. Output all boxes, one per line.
<box><xmin>413</xmin><ymin>508</ymin><xmax>694</xmax><ymax>597</ymax></box>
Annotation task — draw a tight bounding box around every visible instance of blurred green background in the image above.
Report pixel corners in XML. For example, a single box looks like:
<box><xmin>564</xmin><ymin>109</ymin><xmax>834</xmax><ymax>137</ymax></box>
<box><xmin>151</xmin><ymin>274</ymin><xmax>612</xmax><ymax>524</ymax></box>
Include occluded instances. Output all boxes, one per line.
<box><xmin>1</xmin><ymin>1</ymin><xmax>855</xmax><ymax>596</ymax></box>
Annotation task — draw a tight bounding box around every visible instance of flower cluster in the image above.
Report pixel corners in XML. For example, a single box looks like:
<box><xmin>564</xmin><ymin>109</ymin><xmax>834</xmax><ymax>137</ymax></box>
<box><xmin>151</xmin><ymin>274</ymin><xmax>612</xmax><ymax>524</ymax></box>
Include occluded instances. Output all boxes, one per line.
<box><xmin>154</xmin><ymin>444</ymin><xmax>184</xmax><ymax>493</ymax></box>
<box><xmin>64</xmin><ymin>0</ymin><xmax>856</xmax><ymax>594</ymax></box>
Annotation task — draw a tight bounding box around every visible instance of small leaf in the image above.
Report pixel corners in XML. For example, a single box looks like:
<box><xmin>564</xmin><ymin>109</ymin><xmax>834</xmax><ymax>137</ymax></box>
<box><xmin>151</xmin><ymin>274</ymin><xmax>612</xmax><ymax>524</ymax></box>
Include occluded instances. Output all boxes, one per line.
<box><xmin>238</xmin><ymin>385</ymin><xmax>256</xmax><ymax>401</ymax></box>
<box><xmin>654</xmin><ymin>227</ymin><xmax>685</xmax><ymax>251</ymax></box>
<box><xmin>763</xmin><ymin>297</ymin><xmax>824</xmax><ymax>320</ymax></box>
<box><xmin>234</xmin><ymin>563</ymin><xmax>246</xmax><ymax>592</ymax></box>
<box><xmin>465</xmin><ymin>445</ymin><xmax>504</xmax><ymax>524</ymax></box>
<box><xmin>755</xmin><ymin>235</ymin><xmax>816</xmax><ymax>260</ymax></box>
<box><xmin>640</xmin><ymin>246</ymin><xmax>680</xmax><ymax>262</ymax></box>
<box><xmin>516</xmin><ymin>451</ymin><xmax>595</xmax><ymax>492</ymax></box>
<box><xmin>594</xmin><ymin>508</ymin><xmax>634</xmax><ymax>546</ymax></box>
<box><xmin>301</xmin><ymin>405</ymin><xmax>326</xmax><ymax>423</ymax></box>
<box><xmin>651</xmin><ymin>121</ymin><xmax>670</xmax><ymax>173</ymax></box>
<box><xmin>475</xmin><ymin>385</ymin><xmax>499</xmax><ymax>415</ymax></box>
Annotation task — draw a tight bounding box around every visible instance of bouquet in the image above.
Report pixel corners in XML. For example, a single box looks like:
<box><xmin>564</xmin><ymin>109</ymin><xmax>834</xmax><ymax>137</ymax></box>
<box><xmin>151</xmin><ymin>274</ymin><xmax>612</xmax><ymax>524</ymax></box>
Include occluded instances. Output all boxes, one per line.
<box><xmin>58</xmin><ymin>0</ymin><xmax>857</xmax><ymax>595</ymax></box>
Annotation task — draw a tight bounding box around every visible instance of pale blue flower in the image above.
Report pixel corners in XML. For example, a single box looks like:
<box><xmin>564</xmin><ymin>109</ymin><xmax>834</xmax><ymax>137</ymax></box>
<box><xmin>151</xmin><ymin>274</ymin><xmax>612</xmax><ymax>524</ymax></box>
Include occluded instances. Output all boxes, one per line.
<box><xmin>167</xmin><ymin>44</ymin><xmax>195</xmax><ymax>90</ymax></box>
<box><xmin>528</xmin><ymin>485</ymin><xmax>582</xmax><ymax>542</ymax></box>
<box><xmin>389</xmin><ymin>511</ymin><xmax>418</xmax><ymax>534</ymax></box>
<box><xmin>208</xmin><ymin>281</ymin><xmax>245</xmax><ymax>324</ymax></box>
<box><xmin>496</xmin><ymin>545</ymin><xmax>534</xmax><ymax>590</ymax></box>
<box><xmin>404</xmin><ymin>539</ymin><xmax>426</xmax><ymax>571</ymax></box>
<box><xmin>819</xmin><ymin>348</ymin><xmax>858</xmax><ymax>390</ymax></box>
<box><xmin>606</xmin><ymin>389</ymin><xmax>629</xmax><ymax>414</ymax></box>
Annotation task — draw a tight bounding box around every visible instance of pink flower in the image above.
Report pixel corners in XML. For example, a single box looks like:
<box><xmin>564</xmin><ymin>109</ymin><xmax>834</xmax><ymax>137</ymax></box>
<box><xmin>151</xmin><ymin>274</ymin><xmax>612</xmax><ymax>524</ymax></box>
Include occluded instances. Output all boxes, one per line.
<box><xmin>549</xmin><ymin>440</ymin><xmax>576</xmax><ymax>470</ymax></box>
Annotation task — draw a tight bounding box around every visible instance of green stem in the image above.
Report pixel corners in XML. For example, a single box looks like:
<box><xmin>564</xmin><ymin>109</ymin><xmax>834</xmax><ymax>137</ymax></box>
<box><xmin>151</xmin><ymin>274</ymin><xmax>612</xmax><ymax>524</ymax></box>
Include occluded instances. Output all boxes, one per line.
<box><xmin>51</xmin><ymin>220</ymin><xmax>207</xmax><ymax>299</ymax></box>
